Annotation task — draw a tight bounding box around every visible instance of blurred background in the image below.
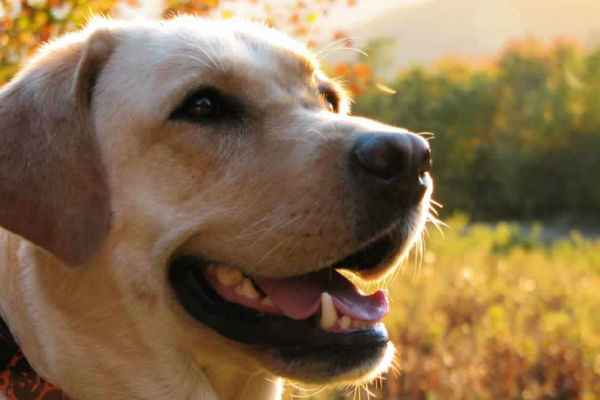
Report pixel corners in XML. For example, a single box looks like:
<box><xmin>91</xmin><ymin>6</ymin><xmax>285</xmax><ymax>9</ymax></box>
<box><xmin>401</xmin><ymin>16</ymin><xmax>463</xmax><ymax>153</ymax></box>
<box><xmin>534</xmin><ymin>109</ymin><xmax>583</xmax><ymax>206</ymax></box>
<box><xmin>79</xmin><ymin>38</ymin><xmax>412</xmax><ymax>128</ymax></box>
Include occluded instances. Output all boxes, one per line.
<box><xmin>1</xmin><ymin>0</ymin><xmax>599</xmax><ymax>398</ymax></box>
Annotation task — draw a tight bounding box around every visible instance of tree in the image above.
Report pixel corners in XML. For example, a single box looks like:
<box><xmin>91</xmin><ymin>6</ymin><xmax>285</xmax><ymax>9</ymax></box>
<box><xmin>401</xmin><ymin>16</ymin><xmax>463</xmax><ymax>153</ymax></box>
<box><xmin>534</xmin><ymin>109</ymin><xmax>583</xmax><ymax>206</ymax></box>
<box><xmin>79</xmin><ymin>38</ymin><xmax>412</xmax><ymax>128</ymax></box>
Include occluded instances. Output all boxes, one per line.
<box><xmin>0</xmin><ymin>0</ymin><xmax>357</xmax><ymax>84</ymax></box>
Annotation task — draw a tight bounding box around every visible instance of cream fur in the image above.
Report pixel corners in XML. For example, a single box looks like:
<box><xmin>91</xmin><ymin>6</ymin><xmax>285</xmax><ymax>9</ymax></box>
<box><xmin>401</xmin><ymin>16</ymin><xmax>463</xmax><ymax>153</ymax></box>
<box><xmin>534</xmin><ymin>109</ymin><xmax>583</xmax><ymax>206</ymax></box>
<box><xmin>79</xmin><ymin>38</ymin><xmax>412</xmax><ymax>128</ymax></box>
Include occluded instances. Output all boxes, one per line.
<box><xmin>0</xmin><ymin>17</ymin><xmax>431</xmax><ymax>400</ymax></box>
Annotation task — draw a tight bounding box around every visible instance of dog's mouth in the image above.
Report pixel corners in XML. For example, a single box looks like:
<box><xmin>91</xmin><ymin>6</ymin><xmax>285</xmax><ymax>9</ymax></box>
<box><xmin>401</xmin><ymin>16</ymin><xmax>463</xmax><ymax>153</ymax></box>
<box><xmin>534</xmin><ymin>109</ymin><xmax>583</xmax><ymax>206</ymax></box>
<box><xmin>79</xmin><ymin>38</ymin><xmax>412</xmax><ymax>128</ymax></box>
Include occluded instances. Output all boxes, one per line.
<box><xmin>169</xmin><ymin>227</ymin><xmax>404</xmax><ymax>379</ymax></box>
<box><xmin>168</xmin><ymin>231</ymin><xmax>403</xmax><ymax>380</ymax></box>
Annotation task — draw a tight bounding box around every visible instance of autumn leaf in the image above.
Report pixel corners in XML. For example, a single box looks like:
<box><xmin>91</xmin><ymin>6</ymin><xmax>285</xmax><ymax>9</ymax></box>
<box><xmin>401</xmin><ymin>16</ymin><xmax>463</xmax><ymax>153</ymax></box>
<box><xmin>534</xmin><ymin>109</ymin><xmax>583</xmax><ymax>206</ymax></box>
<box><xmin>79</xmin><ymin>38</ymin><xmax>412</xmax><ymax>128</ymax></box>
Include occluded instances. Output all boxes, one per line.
<box><xmin>306</xmin><ymin>12</ymin><xmax>319</xmax><ymax>24</ymax></box>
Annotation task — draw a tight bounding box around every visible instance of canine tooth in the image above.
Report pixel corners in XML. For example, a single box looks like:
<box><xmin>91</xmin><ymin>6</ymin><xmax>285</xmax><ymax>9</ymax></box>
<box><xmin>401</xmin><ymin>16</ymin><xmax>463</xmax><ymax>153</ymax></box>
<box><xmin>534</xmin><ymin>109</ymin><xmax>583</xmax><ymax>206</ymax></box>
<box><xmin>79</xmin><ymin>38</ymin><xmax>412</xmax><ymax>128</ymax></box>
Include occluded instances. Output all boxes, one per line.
<box><xmin>320</xmin><ymin>292</ymin><xmax>337</xmax><ymax>330</ymax></box>
<box><xmin>340</xmin><ymin>316</ymin><xmax>351</xmax><ymax>330</ymax></box>
<box><xmin>355</xmin><ymin>320</ymin><xmax>371</xmax><ymax>328</ymax></box>
<box><xmin>235</xmin><ymin>278</ymin><xmax>260</xmax><ymax>300</ymax></box>
<box><xmin>261</xmin><ymin>297</ymin><xmax>274</xmax><ymax>306</ymax></box>
<box><xmin>215</xmin><ymin>266</ymin><xmax>243</xmax><ymax>286</ymax></box>
<box><xmin>352</xmin><ymin>319</ymin><xmax>369</xmax><ymax>328</ymax></box>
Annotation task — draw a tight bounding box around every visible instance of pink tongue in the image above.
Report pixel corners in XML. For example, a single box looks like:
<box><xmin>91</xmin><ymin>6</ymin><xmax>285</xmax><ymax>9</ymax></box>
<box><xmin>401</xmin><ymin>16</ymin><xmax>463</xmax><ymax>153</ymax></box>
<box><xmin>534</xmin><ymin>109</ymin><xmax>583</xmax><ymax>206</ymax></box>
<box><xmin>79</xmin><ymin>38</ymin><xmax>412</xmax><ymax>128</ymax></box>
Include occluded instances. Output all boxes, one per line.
<box><xmin>253</xmin><ymin>270</ymin><xmax>388</xmax><ymax>321</ymax></box>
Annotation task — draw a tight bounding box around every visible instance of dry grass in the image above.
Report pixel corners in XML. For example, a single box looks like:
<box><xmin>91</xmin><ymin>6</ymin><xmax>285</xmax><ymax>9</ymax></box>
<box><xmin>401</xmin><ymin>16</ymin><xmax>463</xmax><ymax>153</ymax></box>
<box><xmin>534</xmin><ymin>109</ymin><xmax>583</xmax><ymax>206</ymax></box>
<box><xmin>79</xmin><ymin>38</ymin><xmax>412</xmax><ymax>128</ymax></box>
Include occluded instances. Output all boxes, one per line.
<box><xmin>285</xmin><ymin>215</ymin><xmax>600</xmax><ymax>400</ymax></box>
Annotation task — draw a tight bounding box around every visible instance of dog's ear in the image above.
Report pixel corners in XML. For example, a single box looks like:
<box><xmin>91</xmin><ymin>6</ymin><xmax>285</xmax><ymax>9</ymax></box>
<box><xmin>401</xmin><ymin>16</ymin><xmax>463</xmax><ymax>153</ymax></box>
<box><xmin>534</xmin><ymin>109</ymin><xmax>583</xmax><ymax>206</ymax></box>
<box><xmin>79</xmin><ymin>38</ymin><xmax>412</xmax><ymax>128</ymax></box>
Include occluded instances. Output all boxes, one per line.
<box><xmin>0</xmin><ymin>28</ymin><xmax>115</xmax><ymax>266</ymax></box>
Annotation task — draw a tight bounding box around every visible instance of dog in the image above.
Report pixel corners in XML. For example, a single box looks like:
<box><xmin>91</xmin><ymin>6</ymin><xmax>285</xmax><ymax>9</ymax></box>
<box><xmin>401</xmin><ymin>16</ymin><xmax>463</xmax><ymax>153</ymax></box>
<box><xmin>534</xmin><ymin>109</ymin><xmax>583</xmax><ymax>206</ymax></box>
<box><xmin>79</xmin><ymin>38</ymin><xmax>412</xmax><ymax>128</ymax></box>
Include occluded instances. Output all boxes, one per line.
<box><xmin>0</xmin><ymin>16</ymin><xmax>432</xmax><ymax>400</ymax></box>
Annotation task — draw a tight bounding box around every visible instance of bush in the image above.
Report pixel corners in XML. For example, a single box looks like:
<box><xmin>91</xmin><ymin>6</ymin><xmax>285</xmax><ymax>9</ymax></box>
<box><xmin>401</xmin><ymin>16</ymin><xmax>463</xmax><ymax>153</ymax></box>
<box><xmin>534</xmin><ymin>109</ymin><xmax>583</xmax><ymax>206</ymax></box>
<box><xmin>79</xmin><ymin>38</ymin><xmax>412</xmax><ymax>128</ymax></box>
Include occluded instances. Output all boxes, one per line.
<box><xmin>352</xmin><ymin>40</ymin><xmax>600</xmax><ymax>221</ymax></box>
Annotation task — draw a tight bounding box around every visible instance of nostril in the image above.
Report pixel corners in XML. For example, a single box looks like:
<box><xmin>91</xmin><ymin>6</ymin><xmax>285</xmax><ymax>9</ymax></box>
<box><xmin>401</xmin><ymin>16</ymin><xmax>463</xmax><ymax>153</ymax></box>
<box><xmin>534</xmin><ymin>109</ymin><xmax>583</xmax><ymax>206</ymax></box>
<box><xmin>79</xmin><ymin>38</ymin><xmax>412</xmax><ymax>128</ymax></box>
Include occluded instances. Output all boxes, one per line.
<box><xmin>352</xmin><ymin>134</ymin><xmax>407</xmax><ymax>181</ymax></box>
<box><xmin>351</xmin><ymin>131</ymin><xmax>432</xmax><ymax>186</ymax></box>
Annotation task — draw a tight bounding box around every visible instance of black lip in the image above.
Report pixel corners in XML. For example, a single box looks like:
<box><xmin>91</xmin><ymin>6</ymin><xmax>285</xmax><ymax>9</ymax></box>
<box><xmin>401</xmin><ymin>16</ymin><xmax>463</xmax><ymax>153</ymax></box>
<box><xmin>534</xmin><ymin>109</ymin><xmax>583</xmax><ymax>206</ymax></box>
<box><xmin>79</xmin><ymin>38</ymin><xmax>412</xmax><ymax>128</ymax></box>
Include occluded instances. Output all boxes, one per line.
<box><xmin>169</xmin><ymin>256</ymin><xmax>389</xmax><ymax>351</ymax></box>
<box><xmin>332</xmin><ymin>232</ymin><xmax>397</xmax><ymax>272</ymax></box>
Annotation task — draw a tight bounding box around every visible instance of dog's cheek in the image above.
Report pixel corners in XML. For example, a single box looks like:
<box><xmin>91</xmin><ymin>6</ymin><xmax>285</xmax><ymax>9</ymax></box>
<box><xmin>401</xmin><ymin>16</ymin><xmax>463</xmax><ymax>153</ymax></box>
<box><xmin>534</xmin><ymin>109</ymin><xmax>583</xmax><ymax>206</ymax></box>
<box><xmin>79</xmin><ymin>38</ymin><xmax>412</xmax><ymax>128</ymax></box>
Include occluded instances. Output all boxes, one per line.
<box><xmin>180</xmin><ymin>129</ymin><xmax>363</xmax><ymax>275</ymax></box>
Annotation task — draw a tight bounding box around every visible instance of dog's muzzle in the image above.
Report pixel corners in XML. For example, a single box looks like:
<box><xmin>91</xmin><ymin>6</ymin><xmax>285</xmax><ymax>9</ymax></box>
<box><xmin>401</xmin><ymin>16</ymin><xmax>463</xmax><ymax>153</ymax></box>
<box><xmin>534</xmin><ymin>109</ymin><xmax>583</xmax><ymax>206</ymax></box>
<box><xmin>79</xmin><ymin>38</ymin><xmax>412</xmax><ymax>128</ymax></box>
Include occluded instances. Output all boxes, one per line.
<box><xmin>169</xmin><ymin>129</ymin><xmax>432</xmax><ymax>382</ymax></box>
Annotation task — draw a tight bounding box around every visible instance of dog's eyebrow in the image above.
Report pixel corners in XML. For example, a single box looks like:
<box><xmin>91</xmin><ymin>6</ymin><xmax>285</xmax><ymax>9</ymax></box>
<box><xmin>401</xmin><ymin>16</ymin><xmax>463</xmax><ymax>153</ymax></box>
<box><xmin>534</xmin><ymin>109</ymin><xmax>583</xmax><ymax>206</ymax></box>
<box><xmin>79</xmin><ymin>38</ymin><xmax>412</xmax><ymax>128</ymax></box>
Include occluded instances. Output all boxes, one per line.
<box><xmin>303</xmin><ymin>59</ymin><xmax>318</xmax><ymax>76</ymax></box>
<box><xmin>317</xmin><ymin>80</ymin><xmax>345</xmax><ymax>102</ymax></box>
<box><xmin>317</xmin><ymin>81</ymin><xmax>338</xmax><ymax>95</ymax></box>
<box><xmin>314</xmin><ymin>78</ymin><xmax>350</xmax><ymax>114</ymax></box>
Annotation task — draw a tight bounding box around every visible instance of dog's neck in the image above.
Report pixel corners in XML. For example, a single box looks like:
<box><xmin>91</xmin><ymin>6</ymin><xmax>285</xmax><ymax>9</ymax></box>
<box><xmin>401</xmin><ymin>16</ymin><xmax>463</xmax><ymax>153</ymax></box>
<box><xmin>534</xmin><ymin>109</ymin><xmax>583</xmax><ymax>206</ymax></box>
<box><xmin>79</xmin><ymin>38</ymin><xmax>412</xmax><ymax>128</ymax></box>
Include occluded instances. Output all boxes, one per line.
<box><xmin>0</xmin><ymin>315</ymin><xmax>281</xmax><ymax>400</ymax></box>
<box><xmin>204</xmin><ymin>365</ymin><xmax>282</xmax><ymax>400</ymax></box>
<box><xmin>0</xmin><ymin>236</ymin><xmax>282</xmax><ymax>400</ymax></box>
<box><xmin>0</xmin><ymin>317</ymin><xmax>73</xmax><ymax>400</ymax></box>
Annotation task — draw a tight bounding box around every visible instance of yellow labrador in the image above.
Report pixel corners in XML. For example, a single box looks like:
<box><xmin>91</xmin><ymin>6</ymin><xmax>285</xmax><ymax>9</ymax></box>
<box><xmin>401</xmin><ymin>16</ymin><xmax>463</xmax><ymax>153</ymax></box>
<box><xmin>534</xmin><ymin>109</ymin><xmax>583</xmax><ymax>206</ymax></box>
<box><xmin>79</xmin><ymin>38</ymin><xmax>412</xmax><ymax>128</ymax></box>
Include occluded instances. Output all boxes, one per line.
<box><xmin>0</xmin><ymin>17</ymin><xmax>432</xmax><ymax>400</ymax></box>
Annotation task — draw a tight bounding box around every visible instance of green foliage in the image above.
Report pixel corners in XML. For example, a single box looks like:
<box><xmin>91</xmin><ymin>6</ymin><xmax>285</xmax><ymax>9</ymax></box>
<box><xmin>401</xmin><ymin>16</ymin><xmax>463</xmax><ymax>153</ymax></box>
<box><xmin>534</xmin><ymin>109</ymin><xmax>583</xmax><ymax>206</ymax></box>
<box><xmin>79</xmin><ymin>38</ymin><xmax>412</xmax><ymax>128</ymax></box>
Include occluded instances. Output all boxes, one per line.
<box><xmin>353</xmin><ymin>40</ymin><xmax>600</xmax><ymax>220</ymax></box>
<box><xmin>288</xmin><ymin>217</ymin><xmax>600</xmax><ymax>400</ymax></box>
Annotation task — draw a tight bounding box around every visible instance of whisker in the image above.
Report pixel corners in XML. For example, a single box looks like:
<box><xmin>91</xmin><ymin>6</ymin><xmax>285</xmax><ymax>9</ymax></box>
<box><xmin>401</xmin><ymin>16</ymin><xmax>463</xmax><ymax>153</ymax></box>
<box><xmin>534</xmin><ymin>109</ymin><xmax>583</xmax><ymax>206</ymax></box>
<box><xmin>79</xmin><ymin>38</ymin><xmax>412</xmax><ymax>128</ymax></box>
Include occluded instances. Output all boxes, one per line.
<box><xmin>316</xmin><ymin>36</ymin><xmax>360</xmax><ymax>58</ymax></box>
<box><xmin>174</xmin><ymin>36</ymin><xmax>223</xmax><ymax>72</ymax></box>
<box><xmin>319</xmin><ymin>46</ymin><xmax>369</xmax><ymax>59</ymax></box>
<box><xmin>285</xmin><ymin>381</ymin><xmax>328</xmax><ymax>399</ymax></box>
<box><xmin>225</xmin><ymin>205</ymin><xmax>289</xmax><ymax>242</ymax></box>
<box><xmin>430</xmin><ymin>199</ymin><xmax>443</xmax><ymax>208</ymax></box>
<box><xmin>363</xmin><ymin>383</ymin><xmax>376</xmax><ymax>399</ymax></box>
<box><xmin>164</xmin><ymin>54</ymin><xmax>214</xmax><ymax>71</ymax></box>
<box><xmin>330</xmin><ymin>76</ymin><xmax>349</xmax><ymax>85</ymax></box>
<box><xmin>423</xmin><ymin>224</ymin><xmax>431</xmax><ymax>238</ymax></box>
<box><xmin>202</xmin><ymin>38</ymin><xmax>226</xmax><ymax>73</ymax></box>
<box><xmin>255</xmin><ymin>215</ymin><xmax>309</xmax><ymax>264</ymax></box>
<box><xmin>428</xmin><ymin>215</ymin><xmax>447</xmax><ymax>237</ymax></box>
<box><xmin>431</xmin><ymin>214</ymin><xmax>448</xmax><ymax>228</ymax></box>
<box><xmin>389</xmin><ymin>355</ymin><xmax>401</xmax><ymax>378</ymax></box>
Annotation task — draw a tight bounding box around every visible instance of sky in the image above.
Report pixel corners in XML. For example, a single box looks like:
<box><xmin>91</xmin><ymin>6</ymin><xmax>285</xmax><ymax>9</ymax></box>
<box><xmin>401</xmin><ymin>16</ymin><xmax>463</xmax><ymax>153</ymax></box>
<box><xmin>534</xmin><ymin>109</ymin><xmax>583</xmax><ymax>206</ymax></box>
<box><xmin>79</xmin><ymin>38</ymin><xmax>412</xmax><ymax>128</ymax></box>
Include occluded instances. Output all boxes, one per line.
<box><xmin>313</xmin><ymin>0</ymin><xmax>422</xmax><ymax>30</ymax></box>
<box><xmin>131</xmin><ymin>0</ymin><xmax>422</xmax><ymax>38</ymax></box>
<box><xmin>203</xmin><ymin>0</ymin><xmax>422</xmax><ymax>31</ymax></box>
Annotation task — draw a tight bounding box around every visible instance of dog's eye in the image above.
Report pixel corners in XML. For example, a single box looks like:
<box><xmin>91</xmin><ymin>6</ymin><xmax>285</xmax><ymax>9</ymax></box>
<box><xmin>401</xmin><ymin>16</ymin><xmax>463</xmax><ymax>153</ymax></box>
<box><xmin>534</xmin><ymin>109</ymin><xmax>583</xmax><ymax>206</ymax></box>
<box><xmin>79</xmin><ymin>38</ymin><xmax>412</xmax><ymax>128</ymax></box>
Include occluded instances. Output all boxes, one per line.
<box><xmin>320</xmin><ymin>87</ymin><xmax>340</xmax><ymax>113</ymax></box>
<box><xmin>189</xmin><ymin>97</ymin><xmax>215</xmax><ymax>118</ymax></box>
<box><xmin>170</xmin><ymin>88</ymin><xmax>240</xmax><ymax>123</ymax></box>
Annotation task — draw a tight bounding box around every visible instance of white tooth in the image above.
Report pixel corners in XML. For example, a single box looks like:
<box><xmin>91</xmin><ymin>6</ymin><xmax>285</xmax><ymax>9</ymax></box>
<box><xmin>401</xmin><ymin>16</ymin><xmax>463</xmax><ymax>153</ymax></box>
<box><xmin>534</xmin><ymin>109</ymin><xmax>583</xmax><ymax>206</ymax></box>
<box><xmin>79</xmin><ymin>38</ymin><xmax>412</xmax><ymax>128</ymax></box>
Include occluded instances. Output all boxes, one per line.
<box><xmin>353</xmin><ymin>319</ymin><xmax>372</xmax><ymax>328</ymax></box>
<box><xmin>235</xmin><ymin>278</ymin><xmax>260</xmax><ymax>300</ymax></box>
<box><xmin>320</xmin><ymin>292</ymin><xmax>337</xmax><ymax>330</ymax></box>
<box><xmin>352</xmin><ymin>318</ymin><xmax>367</xmax><ymax>328</ymax></box>
<box><xmin>340</xmin><ymin>315</ymin><xmax>351</xmax><ymax>330</ymax></box>
<box><xmin>261</xmin><ymin>297</ymin><xmax>274</xmax><ymax>306</ymax></box>
<box><xmin>215</xmin><ymin>265</ymin><xmax>243</xmax><ymax>286</ymax></box>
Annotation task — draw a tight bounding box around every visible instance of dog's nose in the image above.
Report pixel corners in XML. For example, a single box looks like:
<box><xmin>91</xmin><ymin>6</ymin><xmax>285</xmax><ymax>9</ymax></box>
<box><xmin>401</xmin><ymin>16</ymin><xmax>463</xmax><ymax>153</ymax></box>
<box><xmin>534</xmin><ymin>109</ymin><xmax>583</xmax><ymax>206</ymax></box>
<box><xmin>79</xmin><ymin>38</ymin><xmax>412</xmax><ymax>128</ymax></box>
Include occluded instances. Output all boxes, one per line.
<box><xmin>350</xmin><ymin>131</ymin><xmax>431</xmax><ymax>194</ymax></box>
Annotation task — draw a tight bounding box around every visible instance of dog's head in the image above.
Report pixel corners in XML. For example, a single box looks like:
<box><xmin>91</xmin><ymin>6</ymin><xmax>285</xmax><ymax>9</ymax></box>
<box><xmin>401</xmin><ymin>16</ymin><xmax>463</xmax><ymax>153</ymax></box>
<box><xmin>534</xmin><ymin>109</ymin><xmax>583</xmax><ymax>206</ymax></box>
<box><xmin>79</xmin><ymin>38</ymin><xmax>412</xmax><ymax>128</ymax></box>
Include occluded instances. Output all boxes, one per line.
<box><xmin>0</xmin><ymin>17</ymin><xmax>432</xmax><ymax>393</ymax></box>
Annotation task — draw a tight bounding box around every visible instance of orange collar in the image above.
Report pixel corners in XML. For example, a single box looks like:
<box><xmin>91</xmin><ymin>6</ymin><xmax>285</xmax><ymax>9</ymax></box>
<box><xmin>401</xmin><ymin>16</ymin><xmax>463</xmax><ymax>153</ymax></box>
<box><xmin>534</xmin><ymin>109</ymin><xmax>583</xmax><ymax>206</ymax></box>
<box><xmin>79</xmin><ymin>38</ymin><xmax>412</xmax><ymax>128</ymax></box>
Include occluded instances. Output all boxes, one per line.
<box><xmin>0</xmin><ymin>318</ymin><xmax>72</xmax><ymax>400</ymax></box>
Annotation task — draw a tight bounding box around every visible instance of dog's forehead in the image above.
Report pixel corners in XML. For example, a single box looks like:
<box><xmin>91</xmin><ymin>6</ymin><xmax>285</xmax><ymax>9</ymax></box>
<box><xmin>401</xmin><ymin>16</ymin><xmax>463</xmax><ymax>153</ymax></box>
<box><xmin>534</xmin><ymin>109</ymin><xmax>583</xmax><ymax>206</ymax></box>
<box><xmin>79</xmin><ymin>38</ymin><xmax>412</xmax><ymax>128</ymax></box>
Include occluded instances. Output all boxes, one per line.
<box><xmin>94</xmin><ymin>17</ymin><xmax>323</xmax><ymax>129</ymax></box>
<box><xmin>159</xmin><ymin>17</ymin><xmax>317</xmax><ymax>78</ymax></box>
